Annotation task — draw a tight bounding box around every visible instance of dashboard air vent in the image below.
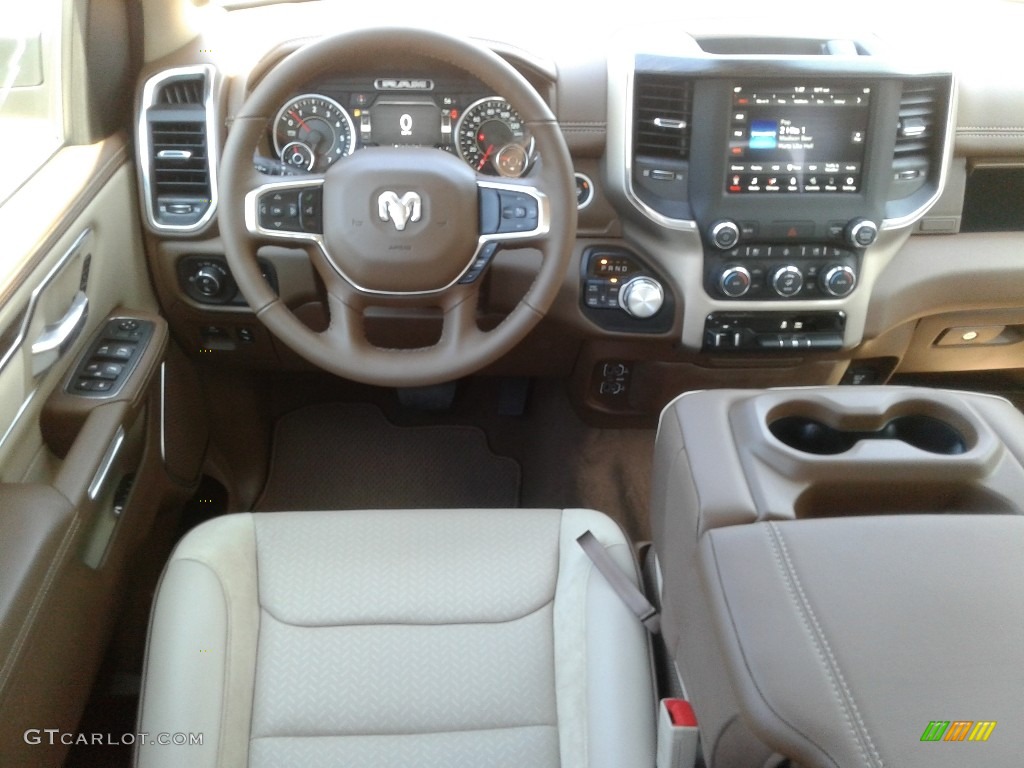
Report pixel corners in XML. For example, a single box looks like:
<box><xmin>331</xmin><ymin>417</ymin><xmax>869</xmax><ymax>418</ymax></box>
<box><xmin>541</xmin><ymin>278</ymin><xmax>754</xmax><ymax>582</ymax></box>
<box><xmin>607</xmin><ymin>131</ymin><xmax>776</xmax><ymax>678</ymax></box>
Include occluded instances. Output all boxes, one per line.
<box><xmin>895</xmin><ymin>80</ymin><xmax>939</xmax><ymax>162</ymax></box>
<box><xmin>888</xmin><ymin>77</ymin><xmax>945</xmax><ymax>201</ymax></box>
<box><xmin>157</xmin><ymin>76</ymin><xmax>204</xmax><ymax>105</ymax></box>
<box><xmin>633</xmin><ymin>74</ymin><xmax>693</xmax><ymax>160</ymax></box>
<box><xmin>139</xmin><ymin>66</ymin><xmax>218</xmax><ymax>231</ymax></box>
<box><xmin>150</xmin><ymin>120</ymin><xmax>210</xmax><ymax>198</ymax></box>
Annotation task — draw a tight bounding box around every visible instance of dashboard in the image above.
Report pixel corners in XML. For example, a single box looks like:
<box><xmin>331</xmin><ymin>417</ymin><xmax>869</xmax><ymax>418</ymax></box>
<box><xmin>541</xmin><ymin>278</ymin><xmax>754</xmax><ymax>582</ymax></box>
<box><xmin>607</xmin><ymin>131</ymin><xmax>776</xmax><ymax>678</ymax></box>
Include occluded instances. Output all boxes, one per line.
<box><xmin>132</xmin><ymin>7</ymin><xmax>1024</xmax><ymax>415</ymax></box>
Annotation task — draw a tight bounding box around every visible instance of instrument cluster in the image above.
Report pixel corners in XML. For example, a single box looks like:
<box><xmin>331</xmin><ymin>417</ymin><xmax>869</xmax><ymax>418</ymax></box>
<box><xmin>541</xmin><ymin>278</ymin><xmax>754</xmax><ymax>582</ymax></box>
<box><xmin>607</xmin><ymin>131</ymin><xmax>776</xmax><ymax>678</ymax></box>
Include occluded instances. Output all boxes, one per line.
<box><xmin>270</xmin><ymin>79</ymin><xmax>534</xmax><ymax>178</ymax></box>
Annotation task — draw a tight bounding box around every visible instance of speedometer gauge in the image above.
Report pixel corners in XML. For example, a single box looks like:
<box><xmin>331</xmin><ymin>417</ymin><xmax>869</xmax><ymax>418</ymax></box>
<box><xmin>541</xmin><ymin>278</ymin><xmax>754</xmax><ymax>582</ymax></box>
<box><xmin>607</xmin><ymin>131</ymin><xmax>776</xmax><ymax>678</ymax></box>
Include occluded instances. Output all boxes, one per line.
<box><xmin>273</xmin><ymin>94</ymin><xmax>356</xmax><ymax>172</ymax></box>
<box><xmin>455</xmin><ymin>97</ymin><xmax>532</xmax><ymax>177</ymax></box>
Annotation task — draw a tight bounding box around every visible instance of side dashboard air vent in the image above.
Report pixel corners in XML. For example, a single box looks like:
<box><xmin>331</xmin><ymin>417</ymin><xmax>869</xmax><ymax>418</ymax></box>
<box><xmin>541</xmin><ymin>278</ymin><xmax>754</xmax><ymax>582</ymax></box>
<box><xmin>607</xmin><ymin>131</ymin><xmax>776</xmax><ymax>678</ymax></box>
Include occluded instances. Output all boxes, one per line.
<box><xmin>895</xmin><ymin>81</ymin><xmax>938</xmax><ymax>160</ymax></box>
<box><xmin>890</xmin><ymin>78</ymin><xmax>943</xmax><ymax>199</ymax></box>
<box><xmin>633</xmin><ymin>74</ymin><xmax>693</xmax><ymax>160</ymax></box>
<box><xmin>150</xmin><ymin>120</ymin><xmax>210</xmax><ymax>198</ymax></box>
<box><xmin>139</xmin><ymin>66</ymin><xmax>218</xmax><ymax>232</ymax></box>
<box><xmin>157</xmin><ymin>76</ymin><xmax>204</xmax><ymax>105</ymax></box>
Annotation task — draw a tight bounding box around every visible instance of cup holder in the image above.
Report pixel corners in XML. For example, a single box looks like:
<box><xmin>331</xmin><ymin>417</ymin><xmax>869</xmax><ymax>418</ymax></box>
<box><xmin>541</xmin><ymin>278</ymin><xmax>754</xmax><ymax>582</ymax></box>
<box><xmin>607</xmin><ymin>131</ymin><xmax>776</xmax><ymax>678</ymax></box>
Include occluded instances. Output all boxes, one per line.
<box><xmin>769</xmin><ymin>414</ymin><xmax>968</xmax><ymax>456</ymax></box>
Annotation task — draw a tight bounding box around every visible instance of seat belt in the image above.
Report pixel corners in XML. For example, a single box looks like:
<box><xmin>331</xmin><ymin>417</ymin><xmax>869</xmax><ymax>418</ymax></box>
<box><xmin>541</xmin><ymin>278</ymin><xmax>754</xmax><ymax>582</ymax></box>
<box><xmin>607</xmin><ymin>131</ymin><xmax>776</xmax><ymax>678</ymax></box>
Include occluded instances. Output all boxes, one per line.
<box><xmin>577</xmin><ymin>531</ymin><xmax>661</xmax><ymax>634</ymax></box>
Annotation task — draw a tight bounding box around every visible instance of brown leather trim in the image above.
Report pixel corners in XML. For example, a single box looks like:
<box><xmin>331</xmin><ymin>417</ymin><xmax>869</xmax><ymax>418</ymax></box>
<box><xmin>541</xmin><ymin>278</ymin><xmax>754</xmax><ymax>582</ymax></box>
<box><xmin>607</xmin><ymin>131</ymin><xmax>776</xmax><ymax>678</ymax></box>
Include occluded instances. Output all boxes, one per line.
<box><xmin>0</xmin><ymin>136</ymin><xmax>130</xmax><ymax>309</ymax></box>
<box><xmin>0</xmin><ymin>485</ymin><xmax>77</xmax><ymax>693</ymax></box>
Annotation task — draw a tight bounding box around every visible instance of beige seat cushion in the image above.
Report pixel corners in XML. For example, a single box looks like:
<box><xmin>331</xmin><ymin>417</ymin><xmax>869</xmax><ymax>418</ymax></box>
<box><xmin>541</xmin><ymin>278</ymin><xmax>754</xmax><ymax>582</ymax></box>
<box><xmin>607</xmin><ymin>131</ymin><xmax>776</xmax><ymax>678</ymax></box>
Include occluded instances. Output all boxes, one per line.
<box><xmin>135</xmin><ymin>508</ymin><xmax>656</xmax><ymax>768</ymax></box>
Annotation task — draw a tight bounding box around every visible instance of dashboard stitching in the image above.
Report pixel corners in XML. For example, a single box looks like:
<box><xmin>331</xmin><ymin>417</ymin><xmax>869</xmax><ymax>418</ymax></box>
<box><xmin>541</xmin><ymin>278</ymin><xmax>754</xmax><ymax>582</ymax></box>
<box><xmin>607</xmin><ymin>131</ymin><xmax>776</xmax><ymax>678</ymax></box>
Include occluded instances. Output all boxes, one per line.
<box><xmin>766</xmin><ymin>523</ymin><xmax>884</xmax><ymax>768</ymax></box>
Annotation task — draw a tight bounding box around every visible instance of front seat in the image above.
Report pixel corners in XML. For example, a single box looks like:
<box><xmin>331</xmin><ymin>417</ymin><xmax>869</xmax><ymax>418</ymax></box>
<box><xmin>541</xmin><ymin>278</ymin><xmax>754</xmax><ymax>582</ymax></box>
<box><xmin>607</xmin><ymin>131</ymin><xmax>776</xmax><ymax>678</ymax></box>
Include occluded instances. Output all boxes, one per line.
<box><xmin>135</xmin><ymin>508</ymin><xmax>656</xmax><ymax>767</ymax></box>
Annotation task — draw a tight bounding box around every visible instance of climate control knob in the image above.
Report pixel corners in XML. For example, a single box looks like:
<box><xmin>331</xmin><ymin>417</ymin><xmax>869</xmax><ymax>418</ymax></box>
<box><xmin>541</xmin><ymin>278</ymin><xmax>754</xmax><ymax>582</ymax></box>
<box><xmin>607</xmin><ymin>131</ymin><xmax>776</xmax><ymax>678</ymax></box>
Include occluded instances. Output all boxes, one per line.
<box><xmin>771</xmin><ymin>265</ymin><xmax>804</xmax><ymax>297</ymax></box>
<box><xmin>719</xmin><ymin>266</ymin><xmax>752</xmax><ymax>298</ymax></box>
<box><xmin>846</xmin><ymin>218</ymin><xmax>878</xmax><ymax>249</ymax></box>
<box><xmin>619</xmin><ymin>276</ymin><xmax>665</xmax><ymax>318</ymax></box>
<box><xmin>194</xmin><ymin>264</ymin><xmax>228</xmax><ymax>298</ymax></box>
<box><xmin>709</xmin><ymin>220</ymin><xmax>741</xmax><ymax>250</ymax></box>
<box><xmin>820</xmin><ymin>264</ymin><xmax>857</xmax><ymax>297</ymax></box>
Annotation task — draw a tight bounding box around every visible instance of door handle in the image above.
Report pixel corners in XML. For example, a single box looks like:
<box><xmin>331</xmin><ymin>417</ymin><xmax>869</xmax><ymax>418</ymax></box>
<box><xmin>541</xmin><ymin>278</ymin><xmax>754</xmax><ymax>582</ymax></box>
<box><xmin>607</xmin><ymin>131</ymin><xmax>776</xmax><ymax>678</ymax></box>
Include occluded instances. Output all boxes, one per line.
<box><xmin>31</xmin><ymin>290</ymin><xmax>89</xmax><ymax>376</ymax></box>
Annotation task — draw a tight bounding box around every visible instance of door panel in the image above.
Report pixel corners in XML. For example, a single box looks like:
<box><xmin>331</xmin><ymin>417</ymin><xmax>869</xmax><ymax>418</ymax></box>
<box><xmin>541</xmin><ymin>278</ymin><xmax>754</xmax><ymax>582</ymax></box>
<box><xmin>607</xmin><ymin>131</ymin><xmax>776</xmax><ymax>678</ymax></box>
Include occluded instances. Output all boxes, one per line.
<box><xmin>0</xmin><ymin>136</ymin><xmax>176</xmax><ymax>767</ymax></box>
<box><xmin>0</xmin><ymin>144</ymin><xmax>159</xmax><ymax>480</ymax></box>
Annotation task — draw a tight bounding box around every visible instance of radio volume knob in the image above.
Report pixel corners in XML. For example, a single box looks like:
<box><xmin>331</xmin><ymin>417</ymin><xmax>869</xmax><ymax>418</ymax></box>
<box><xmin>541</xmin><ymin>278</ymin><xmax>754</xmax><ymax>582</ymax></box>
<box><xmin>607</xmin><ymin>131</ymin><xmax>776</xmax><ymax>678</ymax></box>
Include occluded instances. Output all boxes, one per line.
<box><xmin>846</xmin><ymin>218</ymin><xmax>878</xmax><ymax>249</ymax></box>
<box><xmin>771</xmin><ymin>265</ymin><xmax>804</xmax><ymax>297</ymax></box>
<box><xmin>619</xmin><ymin>277</ymin><xmax>665</xmax><ymax>318</ymax></box>
<box><xmin>709</xmin><ymin>220</ymin><xmax>741</xmax><ymax>250</ymax></box>
<box><xmin>821</xmin><ymin>265</ymin><xmax>857</xmax><ymax>297</ymax></box>
<box><xmin>719</xmin><ymin>266</ymin><xmax>752</xmax><ymax>298</ymax></box>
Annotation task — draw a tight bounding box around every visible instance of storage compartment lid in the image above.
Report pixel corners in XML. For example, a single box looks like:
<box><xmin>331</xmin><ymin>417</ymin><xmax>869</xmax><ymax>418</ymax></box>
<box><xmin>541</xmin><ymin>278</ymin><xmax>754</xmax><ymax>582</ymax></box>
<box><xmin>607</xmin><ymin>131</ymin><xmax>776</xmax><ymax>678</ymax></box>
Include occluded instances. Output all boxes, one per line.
<box><xmin>700</xmin><ymin>515</ymin><xmax>1024</xmax><ymax>767</ymax></box>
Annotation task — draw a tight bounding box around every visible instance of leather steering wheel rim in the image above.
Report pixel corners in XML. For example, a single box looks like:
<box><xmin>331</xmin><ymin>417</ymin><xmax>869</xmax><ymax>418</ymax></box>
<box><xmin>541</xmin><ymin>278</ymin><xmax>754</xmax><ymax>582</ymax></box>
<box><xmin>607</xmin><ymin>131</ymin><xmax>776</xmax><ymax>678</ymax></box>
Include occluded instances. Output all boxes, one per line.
<box><xmin>218</xmin><ymin>27</ymin><xmax>576</xmax><ymax>387</ymax></box>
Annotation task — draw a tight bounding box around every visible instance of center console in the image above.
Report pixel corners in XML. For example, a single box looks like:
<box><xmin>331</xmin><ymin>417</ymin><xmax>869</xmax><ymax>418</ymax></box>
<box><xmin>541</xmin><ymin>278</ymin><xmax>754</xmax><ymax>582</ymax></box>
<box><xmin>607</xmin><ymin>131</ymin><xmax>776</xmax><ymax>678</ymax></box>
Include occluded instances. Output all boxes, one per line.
<box><xmin>606</xmin><ymin>42</ymin><xmax>955</xmax><ymax>351</ymax></box>
<box><xmin>703</xmin><ymin>79</ymin><xmax>877</xmax><ymax>313</ymax></box>
<box><xmin>648</xmin><ymin>387</ymin><xmax>1024</xmax><ymax>767</ymax></box>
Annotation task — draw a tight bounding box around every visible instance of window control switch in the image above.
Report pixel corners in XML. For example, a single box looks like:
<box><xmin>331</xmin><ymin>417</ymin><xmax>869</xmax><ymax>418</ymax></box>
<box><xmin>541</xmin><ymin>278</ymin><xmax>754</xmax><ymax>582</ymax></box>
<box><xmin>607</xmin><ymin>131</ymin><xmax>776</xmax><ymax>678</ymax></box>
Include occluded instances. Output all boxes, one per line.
<box><xmin>94</xmin><ymin>343</ymin><xmax>135</xmax><ymax>361</ymax></box>
<box><xmin>66</xmin><ymin>318</ymin><xmax>155</xmax><ymax>398</ymax></box>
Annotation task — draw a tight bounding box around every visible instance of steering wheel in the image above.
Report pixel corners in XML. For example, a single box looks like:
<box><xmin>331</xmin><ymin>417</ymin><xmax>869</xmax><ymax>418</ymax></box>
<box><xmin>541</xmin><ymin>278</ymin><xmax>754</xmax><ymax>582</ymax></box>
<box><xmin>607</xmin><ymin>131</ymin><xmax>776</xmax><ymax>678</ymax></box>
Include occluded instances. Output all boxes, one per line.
<box><xmin>219</xmin><ymin>28</ymin><xmax>576</xmax><ymax>387</ymax></box>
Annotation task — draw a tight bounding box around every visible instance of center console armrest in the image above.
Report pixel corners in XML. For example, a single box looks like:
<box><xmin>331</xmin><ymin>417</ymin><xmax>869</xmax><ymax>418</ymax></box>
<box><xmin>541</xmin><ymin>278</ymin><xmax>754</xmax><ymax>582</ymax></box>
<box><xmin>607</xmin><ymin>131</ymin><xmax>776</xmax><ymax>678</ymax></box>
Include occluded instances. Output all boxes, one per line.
<box><xmin>650</xmin><ymin>385</ymin><xmax>1024</xmax><ymax>768</ymax></box>
<box><xmin>700</xmin><ymin>515</ymin><xmax>1024</xmax><ymax>768</ymax></box>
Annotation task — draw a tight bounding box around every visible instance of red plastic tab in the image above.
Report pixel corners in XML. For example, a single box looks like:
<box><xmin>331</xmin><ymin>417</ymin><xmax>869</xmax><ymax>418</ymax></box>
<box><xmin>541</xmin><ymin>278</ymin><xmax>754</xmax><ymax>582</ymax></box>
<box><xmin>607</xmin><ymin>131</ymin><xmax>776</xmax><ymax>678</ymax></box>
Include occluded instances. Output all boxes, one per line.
<box><xmin>664</xmin><ymin>699</ymin><xmax>698</xmax><ymax>727</ymax></box>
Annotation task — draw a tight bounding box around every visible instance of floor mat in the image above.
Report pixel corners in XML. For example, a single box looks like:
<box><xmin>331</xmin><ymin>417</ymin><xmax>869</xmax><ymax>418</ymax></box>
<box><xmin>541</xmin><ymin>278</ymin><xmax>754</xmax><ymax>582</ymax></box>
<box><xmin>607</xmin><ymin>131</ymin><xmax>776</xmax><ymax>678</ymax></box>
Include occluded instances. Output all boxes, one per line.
<box><xmin>256</xmin><ymin>403</ymin><xmax>521</xmax><ymax>511</ymax></box>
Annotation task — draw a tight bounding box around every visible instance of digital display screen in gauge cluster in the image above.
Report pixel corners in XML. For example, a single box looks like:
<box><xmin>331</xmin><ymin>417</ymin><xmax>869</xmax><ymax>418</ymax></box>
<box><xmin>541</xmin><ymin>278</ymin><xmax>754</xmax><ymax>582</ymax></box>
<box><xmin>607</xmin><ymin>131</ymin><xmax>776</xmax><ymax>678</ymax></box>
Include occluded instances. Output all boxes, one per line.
<box><xmin>272</xmin><ymin>80</ymin><xmax>534</xmax><ymax>178</ymax></box>
<box><xmin>369</xmin><ymin>101</ymin><xmax>443</xmax><ymax>146</ymax></box>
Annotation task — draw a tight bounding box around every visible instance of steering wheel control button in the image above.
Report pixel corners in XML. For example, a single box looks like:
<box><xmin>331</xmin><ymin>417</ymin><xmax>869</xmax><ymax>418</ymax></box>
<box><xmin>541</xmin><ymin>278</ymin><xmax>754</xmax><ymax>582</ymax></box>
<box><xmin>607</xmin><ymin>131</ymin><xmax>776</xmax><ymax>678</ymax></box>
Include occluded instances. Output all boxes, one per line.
<box><xmin>458</xmin><ymin>242</ymin><xmax>500</xmax><ymax>284</ymax></box>
<box><xmin>821</xmin><ymin>265</ymin><xmax>857</xmax><ymax>297</ymax></box>
<box><xmin>497</xmin><ymin>192</ymin><xmax>539</xmax><ymax>233</ymax></box>
<box><xmin>297</xmin><ymin>188</ymin><xmax>323</xmax><ymax>233</ymax></box>
<box><xmin>479</xmin><ymin>188</ymin><xmax>501</xmax><ymax>234</ymax></box>
<box><xmin>619</xmin><ymin>277</ymin><xmax>665</xmax><ymax>318</ymax></box>
<box><xmin>258</xmin><ymin>190</ymin><xmax>302</xmax><ymax>232</ymax></box>
<box><xmin>710</xmin><ymin>220</ymin><xmax>740</xmax><ymax>250</ymax></box>
<box><xmin>846</xmin><ymin>218</ymin><xmax>878</xmax><ymax>248</ymax></box>
<box><xmin>771</xmin><ymin>266</ymin><xmax>804</xmax><ymax>297</ymax></box>
<box><xmin>719</xmin><ymin>266</ymin><xmax>752</xmax><ymax>298</ymax></box>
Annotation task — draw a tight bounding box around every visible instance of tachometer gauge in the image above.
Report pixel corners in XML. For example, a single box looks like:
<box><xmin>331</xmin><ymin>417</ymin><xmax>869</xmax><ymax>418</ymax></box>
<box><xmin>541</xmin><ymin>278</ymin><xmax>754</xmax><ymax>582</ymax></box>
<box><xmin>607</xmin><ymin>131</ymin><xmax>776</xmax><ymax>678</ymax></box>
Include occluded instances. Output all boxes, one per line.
<box><xmin>273</xmin><ymin>94</ymin><xmax>356</xmax><ymax>172</ymax></box>
<box><xmin>455</xmin><ymin>97</ymin><xmax>532</xmax><ymax>176</ymax></box>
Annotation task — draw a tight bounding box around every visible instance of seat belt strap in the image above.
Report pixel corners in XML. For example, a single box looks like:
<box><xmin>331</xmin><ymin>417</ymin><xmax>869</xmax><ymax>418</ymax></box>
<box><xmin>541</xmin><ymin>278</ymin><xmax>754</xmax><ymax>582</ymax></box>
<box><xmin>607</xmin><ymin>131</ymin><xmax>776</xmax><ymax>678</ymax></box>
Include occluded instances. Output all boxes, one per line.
<box><xmin>577</xmin><ymin>530</ymin><xmax>661</xmax><ymax>634</ymax></box>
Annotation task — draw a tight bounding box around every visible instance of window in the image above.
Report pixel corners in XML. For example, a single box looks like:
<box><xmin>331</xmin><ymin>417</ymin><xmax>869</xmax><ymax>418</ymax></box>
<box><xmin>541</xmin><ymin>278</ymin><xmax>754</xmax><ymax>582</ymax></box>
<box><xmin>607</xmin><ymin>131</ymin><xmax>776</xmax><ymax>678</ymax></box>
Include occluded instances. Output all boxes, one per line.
<box><xmin>0</xmin><ymin>0</ymin><xmax>64</xmax><ymax>205</ymax></box>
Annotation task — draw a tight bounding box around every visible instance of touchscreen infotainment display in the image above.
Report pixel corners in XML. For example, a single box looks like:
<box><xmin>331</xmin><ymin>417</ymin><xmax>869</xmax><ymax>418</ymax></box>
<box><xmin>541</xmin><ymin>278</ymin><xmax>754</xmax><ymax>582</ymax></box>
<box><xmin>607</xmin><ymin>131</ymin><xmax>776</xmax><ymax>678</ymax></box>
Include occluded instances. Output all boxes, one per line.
<box><xmin>726</xmin><ymin>84</ymin><xmax>871</xmax><ymax>194</ymax></box>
